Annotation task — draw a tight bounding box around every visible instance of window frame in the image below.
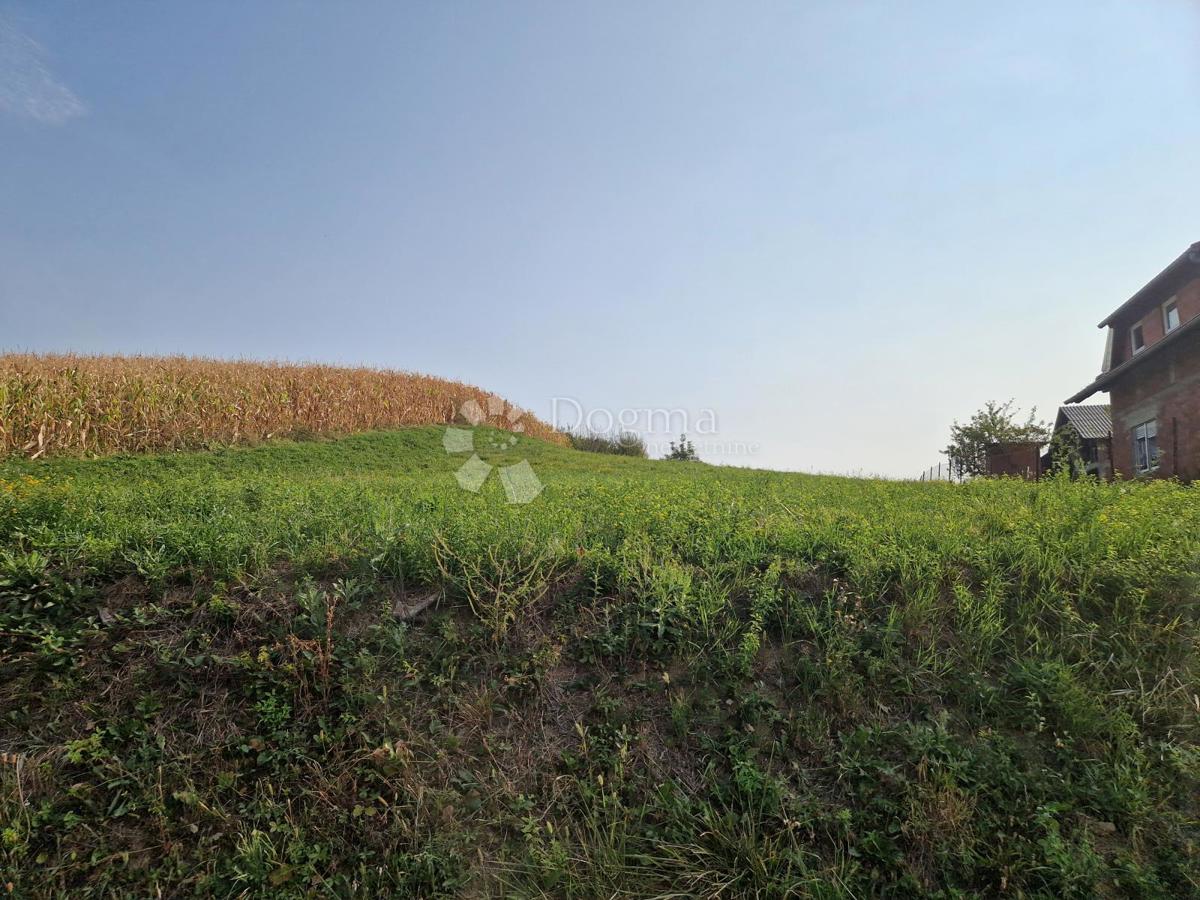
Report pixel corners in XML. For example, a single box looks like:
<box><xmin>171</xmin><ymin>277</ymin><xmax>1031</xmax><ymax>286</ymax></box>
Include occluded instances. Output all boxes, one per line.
<box><xmin>1132</xmin><ymin>419</ymin><xmax>1159</xmax><ymax>473</ymax></box>
<box><xmin>1131</xmin><ymin>323</ymin><xmax>1146</xmax><ymax>355</ymax></box>
<box><xmin>1163</xmin><ymin>297</ymin><xmax>1180</xmax><ymax>333</ymax></box>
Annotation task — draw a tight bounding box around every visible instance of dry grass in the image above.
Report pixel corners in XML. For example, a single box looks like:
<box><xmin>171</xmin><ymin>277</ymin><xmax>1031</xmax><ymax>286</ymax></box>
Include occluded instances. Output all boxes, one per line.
<box><xmin>0</xmin><ymin>353</ymin><xmax>566</xmax><ymax>458</ymax></box>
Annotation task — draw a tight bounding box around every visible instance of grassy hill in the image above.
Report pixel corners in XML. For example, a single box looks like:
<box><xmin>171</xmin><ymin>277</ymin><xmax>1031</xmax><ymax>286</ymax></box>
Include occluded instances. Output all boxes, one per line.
<box><xmin>2</xmin><ymin>428</ymin><xmax>1198</xmax><ymax>896</ymax></box>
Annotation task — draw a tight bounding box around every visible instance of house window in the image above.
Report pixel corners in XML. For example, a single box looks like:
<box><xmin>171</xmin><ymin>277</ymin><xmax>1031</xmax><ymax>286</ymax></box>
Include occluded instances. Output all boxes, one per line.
<box><xmin>1133</xmin><ymin>419</ymin><xmax>1158</xmax><ymax>473</ymax></box>
<box><xmin>1164</xmin><ymin>298</ymin><xmax>1180</xmax><ymax>333</ymax></box>
<box><xmin>1131</xmin><ymin>324</ymin><xmax>1145</xmax><ymax>354</ymax></box>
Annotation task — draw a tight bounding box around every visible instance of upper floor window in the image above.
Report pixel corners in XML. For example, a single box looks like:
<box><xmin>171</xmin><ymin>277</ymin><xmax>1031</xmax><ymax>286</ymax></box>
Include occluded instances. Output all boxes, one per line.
<box><xmin>1164</xmin><ymin>298</ymin><xmax>1180</xmax><ymax>333</ymax></box>
<box><xmin>1133</xmin><ymin>419</ymin><xmax>1158</xmax><ymax>473</ymax></box>
<box><xmin>1131</xmin><ymin>324</ymin><xmax>1145</xmax><ymax>354</ymax></box>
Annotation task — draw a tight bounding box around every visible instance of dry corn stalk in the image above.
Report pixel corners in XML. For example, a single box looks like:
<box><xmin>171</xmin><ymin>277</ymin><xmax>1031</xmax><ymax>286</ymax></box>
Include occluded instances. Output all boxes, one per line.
<box><xmin>0</xmin><ymin>353</ymin><xmax>566</xmax><ymax>458</ymax></box>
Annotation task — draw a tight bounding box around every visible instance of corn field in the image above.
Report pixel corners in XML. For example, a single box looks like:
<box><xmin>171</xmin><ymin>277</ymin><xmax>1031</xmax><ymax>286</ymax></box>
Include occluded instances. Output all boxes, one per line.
<box><xmin>0</xmin><ymin>353</ymin><xmax>565</xmax><ymax>458</ymax></box>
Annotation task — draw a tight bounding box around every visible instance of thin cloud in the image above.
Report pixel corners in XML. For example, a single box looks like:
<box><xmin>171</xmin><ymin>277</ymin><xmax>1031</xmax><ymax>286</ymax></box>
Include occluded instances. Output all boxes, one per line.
<box><xmin>0</xmin><ymin>18</ymin><xmax>85</xmax><ymax>125</ymax></box>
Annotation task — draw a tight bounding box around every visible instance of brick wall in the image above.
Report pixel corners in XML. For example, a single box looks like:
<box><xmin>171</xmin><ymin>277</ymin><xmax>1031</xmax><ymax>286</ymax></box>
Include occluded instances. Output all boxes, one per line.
<box><xmin>1109</xmin><ymin>325</ymin><xmax>1200</xmax><ymax>480</ymax></box>
<box><xmin>1112</xmin><ymin>276</ymin><xmax>1200</xmax><ymax>368</ymax></box>
<box><xmin>985</xmin><ymin>442</ymin><xmax>1043</xmax><ymax>479</ymax></box>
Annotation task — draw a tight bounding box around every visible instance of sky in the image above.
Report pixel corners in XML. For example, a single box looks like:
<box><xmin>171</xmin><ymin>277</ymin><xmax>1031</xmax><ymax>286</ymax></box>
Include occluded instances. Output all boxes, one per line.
<box><xmin>2</xmin><ymin>2</ymin><xmax>1198</xmax><ymax>476</ymax></box>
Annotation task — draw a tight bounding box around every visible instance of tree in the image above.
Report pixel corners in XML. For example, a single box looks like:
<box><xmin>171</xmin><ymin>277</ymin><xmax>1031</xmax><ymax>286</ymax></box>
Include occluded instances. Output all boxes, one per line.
<box><xmin>664</xmin><ymin>433</ymin><xmax>699</xmax><ymax>461</ymax></box>
<box><xmin>944</xmin><ymin>400</ymin><xmax>1048</xmax><ymax>478</ymax></box>
<box><xmin>1048</xmin><ymin>426</ymin><xmax>1085</xmax><ymax>478</ymax></box>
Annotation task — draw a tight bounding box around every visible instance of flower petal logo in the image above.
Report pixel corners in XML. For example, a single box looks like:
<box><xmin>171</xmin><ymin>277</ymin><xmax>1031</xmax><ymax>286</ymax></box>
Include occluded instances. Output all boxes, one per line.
<box><xmin>443</xmin><ymin>398</ymin><xmax>544</xmax><ymax>504</ymax></box>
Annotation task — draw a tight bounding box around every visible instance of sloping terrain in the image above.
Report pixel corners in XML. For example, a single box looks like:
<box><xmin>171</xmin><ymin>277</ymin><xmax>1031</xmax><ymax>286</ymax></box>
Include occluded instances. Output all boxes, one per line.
<box><xmin>1</xmin><ymin>428</ymin><xmax>1198</xmax><ymax>896</ymax></box>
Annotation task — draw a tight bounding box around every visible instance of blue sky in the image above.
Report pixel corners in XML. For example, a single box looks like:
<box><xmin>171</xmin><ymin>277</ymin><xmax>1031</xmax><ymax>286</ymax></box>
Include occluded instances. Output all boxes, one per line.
<box><xmin>2</xmin><ymin>2</ymin><xmax>1198</xmax><ymax>475</ymax></box>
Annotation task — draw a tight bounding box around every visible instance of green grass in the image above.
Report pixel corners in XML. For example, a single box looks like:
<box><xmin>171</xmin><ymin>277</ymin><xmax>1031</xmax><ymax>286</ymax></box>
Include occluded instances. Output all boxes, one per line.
<box><xmin>1</xmin><ymin>427</ymin><xmax>1198</xmax><ymax>897</ymax></box>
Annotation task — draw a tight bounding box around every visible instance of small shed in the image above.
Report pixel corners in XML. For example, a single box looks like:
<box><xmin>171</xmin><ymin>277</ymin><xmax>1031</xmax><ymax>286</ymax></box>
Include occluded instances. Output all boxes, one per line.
<box><xmin>1053</xmin><ymin>405</ymin><xmax>1113</xmax><ymax>479</ymax></box>
<box><xmin>985</xmin><ymin>441</ymin><xmax>1045</xmax><ymax>480</ymax></box>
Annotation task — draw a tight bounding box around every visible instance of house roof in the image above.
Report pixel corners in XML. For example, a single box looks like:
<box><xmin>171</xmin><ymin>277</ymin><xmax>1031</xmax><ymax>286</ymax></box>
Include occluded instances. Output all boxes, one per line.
<box><xmin>1066</xmin><ymin>310</ymin><xmax>1200</xmax><ymax>403</ymax></box>
<box><xmin>1055</xmin><ymin>404</ymin><xmax>1111</xmax><ymax>440</ymax></box>
<box><xmin>1097</xmin><ymin>242</ymin><xmax>1200</xmax><ymax>328</ymax></box>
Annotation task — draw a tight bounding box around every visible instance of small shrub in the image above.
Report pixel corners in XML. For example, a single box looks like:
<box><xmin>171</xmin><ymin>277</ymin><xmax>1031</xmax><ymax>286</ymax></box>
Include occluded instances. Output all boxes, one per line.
<box><xmin>566</xmin><ymin>429</ymin><xmax>647</xmax><ymax>458</ymax></box>
<box><xmin>664</xmin><ymin>434</ymin><xmax>699</xmax><ymax>461</ymax></box>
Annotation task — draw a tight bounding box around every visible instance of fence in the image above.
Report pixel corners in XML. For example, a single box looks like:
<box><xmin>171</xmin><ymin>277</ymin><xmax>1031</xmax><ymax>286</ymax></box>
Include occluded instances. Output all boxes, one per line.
<box><xmin>916</xmin><ymin>461</ymin><xmax>968</xmax><ymax>482</ymax></box>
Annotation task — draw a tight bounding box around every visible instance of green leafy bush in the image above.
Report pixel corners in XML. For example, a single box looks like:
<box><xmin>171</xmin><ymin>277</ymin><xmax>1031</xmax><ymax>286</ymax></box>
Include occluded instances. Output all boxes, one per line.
<box><xmin>566</xmin><ymin>429</ymin><xmax>648</xmax><ymax>458</ymax></box>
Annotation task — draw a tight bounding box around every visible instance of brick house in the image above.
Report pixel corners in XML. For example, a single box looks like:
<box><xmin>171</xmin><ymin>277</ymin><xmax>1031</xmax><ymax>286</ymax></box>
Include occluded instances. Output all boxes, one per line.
<box><xmin>1066</xmin><ymin>242</ymin><xmax>1200</xmax><ymax>480</ymax></box>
